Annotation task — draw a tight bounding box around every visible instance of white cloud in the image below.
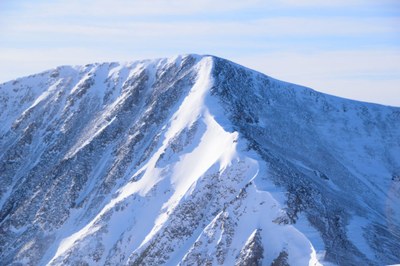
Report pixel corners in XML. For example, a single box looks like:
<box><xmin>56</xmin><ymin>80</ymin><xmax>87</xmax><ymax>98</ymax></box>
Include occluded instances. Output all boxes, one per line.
<box><xmin>5</xmin><ymin>16</ymin><xmax>398</xmax><ymax>42</ymax></box>
<box><xmin>4</xmin><ymin>0</ymin><xmax>398</xmax><ymax>21</ymax></box>
<box><xmin>270</xmin><ymin>0</ymin><xmax>362</xmax><ymax>7</ymax></box>
<box><xmin>7</xmin><ymin>0</ymin><xmax>267</xmax><ymax>17</ymax></box>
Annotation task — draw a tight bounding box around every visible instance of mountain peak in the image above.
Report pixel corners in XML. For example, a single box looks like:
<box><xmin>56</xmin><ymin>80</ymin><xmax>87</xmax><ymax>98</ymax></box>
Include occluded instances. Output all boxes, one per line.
<box><xmin>0</xmin><ymin>55</ymin><xmax>399</xmax><ymax>265</ymax></box>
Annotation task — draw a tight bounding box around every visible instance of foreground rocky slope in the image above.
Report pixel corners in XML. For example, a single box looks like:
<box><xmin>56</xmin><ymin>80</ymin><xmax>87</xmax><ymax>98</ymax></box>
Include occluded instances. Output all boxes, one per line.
<box><xmin>0</xmin><ymin>55</ymin><xmax>399</xmax><ymax>265</ymax></box>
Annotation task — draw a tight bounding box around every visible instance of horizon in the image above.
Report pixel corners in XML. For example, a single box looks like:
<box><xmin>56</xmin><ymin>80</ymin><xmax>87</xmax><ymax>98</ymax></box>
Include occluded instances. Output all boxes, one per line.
<box><xmin>1</xmin><ymin>0</ymin><xmax>399</xmax><ymax>106</ymax></box>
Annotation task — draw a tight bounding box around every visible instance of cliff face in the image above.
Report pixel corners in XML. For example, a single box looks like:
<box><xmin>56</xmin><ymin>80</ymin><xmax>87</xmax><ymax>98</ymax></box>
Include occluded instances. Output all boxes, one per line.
<box><xmin>0</xmin><ymin>55</ymin><xmax>399</xmax><ymax>265</ymax></box>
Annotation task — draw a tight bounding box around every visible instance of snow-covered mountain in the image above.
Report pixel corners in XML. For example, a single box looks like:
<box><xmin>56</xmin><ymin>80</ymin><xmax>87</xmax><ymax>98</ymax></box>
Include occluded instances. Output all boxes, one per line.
<box><xmin>0</xmin><ymin>54</ymin><xmax>399</xmax><ymax>266</ymax></box>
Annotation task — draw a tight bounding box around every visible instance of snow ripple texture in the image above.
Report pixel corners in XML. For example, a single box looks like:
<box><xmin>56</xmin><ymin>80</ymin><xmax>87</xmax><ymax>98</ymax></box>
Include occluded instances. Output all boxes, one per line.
<box><xmin>0</xmin><ymin>55</ymin><xmax>399</xmax><ymax>265</ymax></box>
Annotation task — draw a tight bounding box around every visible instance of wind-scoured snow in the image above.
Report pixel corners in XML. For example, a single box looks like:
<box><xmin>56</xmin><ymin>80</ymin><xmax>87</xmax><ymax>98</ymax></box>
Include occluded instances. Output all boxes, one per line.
<box><xmin>0</xmin><ymin>54</ymin><xmax>399</xmax><ymax>266</ymax></box>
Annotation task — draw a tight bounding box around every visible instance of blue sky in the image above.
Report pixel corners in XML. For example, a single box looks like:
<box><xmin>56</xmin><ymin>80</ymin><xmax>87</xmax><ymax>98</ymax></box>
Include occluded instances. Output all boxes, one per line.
<box><xmin>1</xmin><ymin>0</ymin><xmax>399</xmax><ymax>106</ymax></box>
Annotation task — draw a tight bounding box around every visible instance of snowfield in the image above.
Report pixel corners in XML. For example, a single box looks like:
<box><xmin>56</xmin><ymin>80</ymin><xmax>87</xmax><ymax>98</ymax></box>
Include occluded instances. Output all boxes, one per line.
<box><xmin>0</xmin><ymin>54</ymin><xmax>399</xmax><ymax>265</ymax></box>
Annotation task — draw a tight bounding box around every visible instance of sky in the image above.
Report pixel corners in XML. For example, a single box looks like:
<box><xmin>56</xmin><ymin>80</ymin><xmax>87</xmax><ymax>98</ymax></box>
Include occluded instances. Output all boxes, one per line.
<box><xmin>1</xmin><ymin>0</ymin><xmax>399</xmax><ymax>106</ymax></box>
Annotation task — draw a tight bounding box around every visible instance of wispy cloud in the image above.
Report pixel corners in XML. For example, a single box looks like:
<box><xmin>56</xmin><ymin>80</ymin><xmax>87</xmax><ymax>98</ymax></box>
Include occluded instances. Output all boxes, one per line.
<box><xmin>3</xmin><ymin>0</ymin><xmax>269</xmax><ymax>17</ymax></box>
<box><xmin>7</xmin><ymin>17</ymin><xmax>398</xmax><ymax>38</ymax></box>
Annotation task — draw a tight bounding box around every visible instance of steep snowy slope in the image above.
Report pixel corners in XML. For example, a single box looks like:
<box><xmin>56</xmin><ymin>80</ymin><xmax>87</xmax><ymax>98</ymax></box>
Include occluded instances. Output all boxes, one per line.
<box><xmin>0</xmin><ymin>55</ymin><xmax>399</xmax><ymax>265</ymax></box>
